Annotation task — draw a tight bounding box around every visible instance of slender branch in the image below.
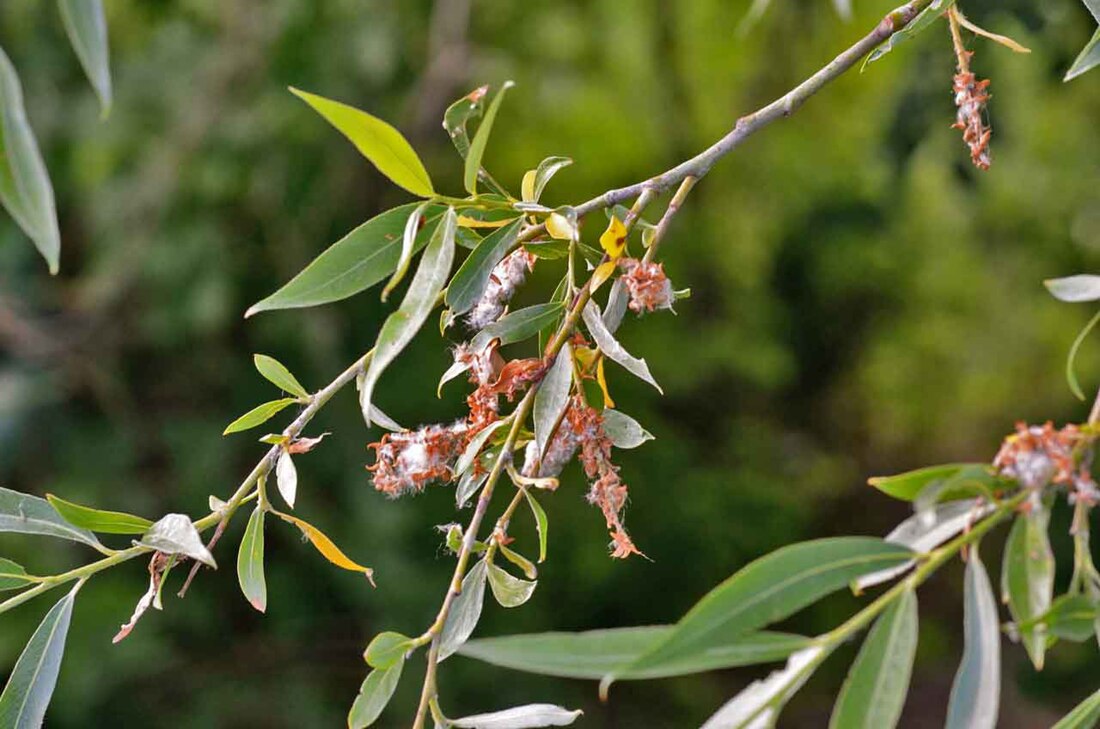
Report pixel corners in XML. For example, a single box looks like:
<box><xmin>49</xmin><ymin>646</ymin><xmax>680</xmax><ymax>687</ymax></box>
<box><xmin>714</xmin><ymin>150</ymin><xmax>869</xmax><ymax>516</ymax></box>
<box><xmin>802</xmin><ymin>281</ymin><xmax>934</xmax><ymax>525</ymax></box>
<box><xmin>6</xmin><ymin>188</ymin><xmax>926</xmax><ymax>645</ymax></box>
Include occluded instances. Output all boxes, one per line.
<box><xmin>643</xmin><ymin>176</ymin><xmax>696</xmax><ymax>264</ymax></box>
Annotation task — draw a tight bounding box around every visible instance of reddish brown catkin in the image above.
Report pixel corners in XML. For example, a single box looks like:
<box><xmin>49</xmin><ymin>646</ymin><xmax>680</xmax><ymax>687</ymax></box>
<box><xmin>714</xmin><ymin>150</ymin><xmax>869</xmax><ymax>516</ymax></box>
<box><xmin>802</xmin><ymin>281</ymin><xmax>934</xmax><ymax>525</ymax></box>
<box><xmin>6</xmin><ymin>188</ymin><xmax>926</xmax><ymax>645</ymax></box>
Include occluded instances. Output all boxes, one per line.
<box><xmin>949</xmin><ymin>9</ymin><xmax>992</xmax><ymax>170</ymax></box>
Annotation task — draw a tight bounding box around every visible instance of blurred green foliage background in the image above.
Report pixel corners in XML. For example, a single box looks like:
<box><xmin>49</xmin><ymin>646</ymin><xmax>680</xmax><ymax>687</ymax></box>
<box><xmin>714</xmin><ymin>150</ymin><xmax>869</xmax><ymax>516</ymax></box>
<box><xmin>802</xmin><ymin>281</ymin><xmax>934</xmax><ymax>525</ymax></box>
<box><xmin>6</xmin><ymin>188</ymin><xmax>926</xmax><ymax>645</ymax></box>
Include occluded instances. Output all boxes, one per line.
<box><xmin>1</xmin><ymin>0</ymin><xmax>1099</xmax><ymax>726</ymax></box>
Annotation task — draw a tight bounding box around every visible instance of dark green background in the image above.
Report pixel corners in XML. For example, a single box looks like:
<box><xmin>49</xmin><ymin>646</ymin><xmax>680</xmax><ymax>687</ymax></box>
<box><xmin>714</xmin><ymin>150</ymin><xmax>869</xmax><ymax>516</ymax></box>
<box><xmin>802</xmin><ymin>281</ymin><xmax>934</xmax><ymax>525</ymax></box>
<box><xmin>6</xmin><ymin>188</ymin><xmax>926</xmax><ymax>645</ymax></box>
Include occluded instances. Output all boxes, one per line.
<box><xmin>1</xmin><ymin>0</ymin><xmax>1099</xmax><ymax>726</ymax></box>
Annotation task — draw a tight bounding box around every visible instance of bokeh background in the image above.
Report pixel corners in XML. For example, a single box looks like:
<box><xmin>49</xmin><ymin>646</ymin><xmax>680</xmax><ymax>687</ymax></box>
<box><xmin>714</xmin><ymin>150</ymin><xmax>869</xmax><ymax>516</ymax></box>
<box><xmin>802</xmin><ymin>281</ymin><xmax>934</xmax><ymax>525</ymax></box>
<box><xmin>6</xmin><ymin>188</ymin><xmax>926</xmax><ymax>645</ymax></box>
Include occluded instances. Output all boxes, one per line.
<box><xmin>1</xmin><ymin>0</ymin><xmax>1099</xmax><ymax>726</ymax></box>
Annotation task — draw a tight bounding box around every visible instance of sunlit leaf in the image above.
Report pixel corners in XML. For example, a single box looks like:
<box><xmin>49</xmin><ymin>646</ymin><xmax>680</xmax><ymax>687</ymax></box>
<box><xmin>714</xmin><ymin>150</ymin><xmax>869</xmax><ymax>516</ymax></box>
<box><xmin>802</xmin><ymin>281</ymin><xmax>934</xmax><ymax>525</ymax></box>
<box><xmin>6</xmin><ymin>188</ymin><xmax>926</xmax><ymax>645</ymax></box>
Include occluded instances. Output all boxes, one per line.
<box><xmin>582</xmin><ymin>301</ymin><xmax>662</xmax><ymax>394</ymax></box>
<box><xmin>471</xmin><ymin>303</ymin><xmax>564</xmax><ymax>351</ymax></box>
<box><xmin>459</xmin><ymin>627</ymin><xmax>810</xmax><ymax>680</ymax></box>
<box><xmin>533</xmin><ymin>342</ymin><xmax>572</xmax><ymax>463</ymax></box>
<box><xmin>446</xmin><ymin>217</ymin><xmax>524</xmax><ymax>315</ymax></box>
<box><xmin>867</xmin><ymin>463</ymin><xmax>993</xmax><ymax>502</ymax></box>
<box><xmin>236</xmin><ymin>506</ymin><xmax>266</xmax><ymax>612</ymax></box>
<box><xmin>45</xmin><ymin>494</ymin><xmax>153</xmax><ymax>534</ymax></box>
<box><xmin>364</xmin><ymin>631</ymin><xmax>412</xmax><ymax>670</ymax></box>
<box><xmin>0</xmin><ymin>47</ymin><xmax>61</xmax><ymax>274</ymax></box>
<box><xmin>451</xmin><ymin>704</ymin><xmax>582</xmax><ymax>728</ymax></box>
<box><xmin>601</xmin><ymin>410</ymin><xmax>654</xmax><ymax>449</ymax></box>
<box><xmin>382</xmin><ymin>201</ymin><xmax>432</xmax><ymax>302</ymax></box>
<box><xmin>440</xmin><ymin>558</ymin><xmax>489</xmax><ymax>661</ymax></box>
<box><xmin>590</xmin><ymin>260</ymin><xmax>617</xmax><ymax>292</ymax></box>
<box><xmin>290</xmin><ymin>87</ymin><xmax>433</xmax><ymax>197</ymax></box>
<box><xmin>521</xmin><ymin>157</ymin><xmax>573</xmax><ymax>204</ymax></box>
<box><xmin>1065</xmin><ymin>27</ymin><xmax>1100</xmax><ymax>81</ymax></box>
<box><xmin>1046</xmin><ymin>275</ymin><xmax>1100</xmax><ymax>302</ymax></box>
<box><xmin>829</xmin><ymin>589</ymin><xmax>918</xmax><ymax>729</ymax></box>
<box><xmin>1002</xmin><ymin>505</ymin><xmax>1054</xmax><ymax>670</ymax></box>
<box><xmin>464</xmin><ymin>81</ymin><xmax>514</xmax><ymax>195</ymax></box>
<box><xmin>57</xmin><ymin>0</ymin><xmax>112</xmax><ymax>115</ymax></box>
<box><xmin>246</xmin><ymin>204</ymin><xmax>445</xmax><ymax>316</ymax></box>
<box><xmin>276</xmin><ymin>511</ymin><xmax>374</xmax><ymax>582</ymax></box>
<box><xmin>348</xmin><ymin>660</ymin><xmax>403</xmax><ymax>729</ymax></box>
<box><xmin>0</xmin><ymin>487</ymin><xmax>103</xmax><ymax>549</ymax></box>
<box><xmin>700</xmin><ymin>644</ymin><xmax>829</xmax><ymax>729</ymax></box>
<box><xmin>608</xmin><ymin>538</ymin><xmax>913</xmax><ymax>687</ymax></box>
<box><xmin>0</xmin><ymin>558</ymin><xmax>33</xmax><ymax>592</ymax></box>
<box><xmin>0</xmin><ymin>583</ymin><xmax>80</xmax><ymax>728</ymax></box>
<box><xmin>1053</xmin><ymin>686</ymin><xmax>1100</xmax><ymax>728</ymax></box>
<box><xmin>524</xmin><ymin>490</ymin><xmax>549</xmax><ymax>564</ymax></box>
<box><xmin>223</xmin><ymin>398</ymin><xmax>298</xmax><ymax>435</ymax></box>
<box><xmin>253</xmin><ymin>354</ymin><xmax>309</xmax><ymax>399</ymax></box>
<box><xmin>599</xmin><ymin>216</ymin><xmax>627</xmax><ymax>260</ymax></box>
<box><xmin>361</xmin><ymin>208</ymin><xmax>457</xmax><ymax>427</ymax></box>
<box><xmin>488</xmin><ymin>562</ymin><xmax>537</xmax><ymax>608</ymax></box>
<box><xmin>276</xmin><ymin>451</ymin><xmax>298</xmax><ymax>509</ymax></box>
<box><xmin>137</xmin><ymin>514</ymin><xmax>216</xmax><ymax>567</ymax></box>
<box><xmin>945</xmin><ymin>550</ymin><xmax>1000</xmax><ymax>729</ymax></box>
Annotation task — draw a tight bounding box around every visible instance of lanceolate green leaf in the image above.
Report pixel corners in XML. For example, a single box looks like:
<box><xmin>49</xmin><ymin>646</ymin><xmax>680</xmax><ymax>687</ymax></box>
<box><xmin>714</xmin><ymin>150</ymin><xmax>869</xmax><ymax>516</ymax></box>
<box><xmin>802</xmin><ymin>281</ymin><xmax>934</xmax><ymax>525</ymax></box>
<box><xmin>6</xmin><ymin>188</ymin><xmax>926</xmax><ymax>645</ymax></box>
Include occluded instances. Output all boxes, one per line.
<box><xmin>360</xmin><ymin>208</ymin><xmax>457</xmax><ymax>427</ymax></box>
<box><xmin>0</xmin><ymin>487</ymin><xmax>103</xmax><ymax>549</ymax></box>
<box><xmin>0</xmin><ymin>46</ymin><xmax>61</xmax><ymax>274</ymax></box>
<box><xmin>290</xmin><ymin>87</ymin><xmax>433</xmax><ymax>197</ymax></box>
<box><xmin>608</xmin><ymin>538</ymin><xmax>913</xmax><ymax>686</ymax></box>
<box><xmin>700</xmin><ymin>644</ymin><xmax>830</xmax><ymax>729</ymax></box>
<box><xmin>223</xmin><ymin>398</ymin><xmax>298</xmax><ymax>435</ymax></box>
<box><xmin>253</xmin><ymin>354</ymin><xmax>309</xmax><ymax>398</ymax></box>
<box><xmin>439</xmin><ymin>558</ymin><xmax>489</xmax><ymax>661</ymax></box>
<box><xmin>946</xmin><ymin>550</ymin><xmax>1001</xmax><ymax>729</ymax></box>
<box><xmin>0</xmin><ymin>558</ymin><xmax>34</xmax><ymax>592</ymax></box>
<box><xmin>464</xmin><ymin>81</ymin><xmax>514</xmax><ymax>194</ymax></box>
<box><xmin>459</xmin><ymin>627</ymin><xmax>811</xmax><ymax>680</ymax></box>
<box><xmin>471</xmin><ymin>303</ymin><xmax>565</xmax><ymax>350</ymax></box>
<box><xmin>1002</xmin><ymin>507</ymin><xmax>1054</xmax><ymax>670</ymax></box>
<box><xmin>1053</xmin><ymin>687</ymin><xmax>1100</xmax><ymax>729</ymax></box>
<box><xmin>867</xmin><ymin>463</ymin><xmax>993</xmax><ymax>502</ymax></box>
<box><xmin>443</xmin><ymin>85</ymin><xmax>488</xmax><ymax>158</ymax></box>
<box><xmin>247</xmin><ymin>203</ymin><xmax>445</xmax><ymax>316</ymax></box>
<box><xmin>445</xmin><ymin>217</ymin><xmax>524</xmax><ymax>315</ymax></box>
<box><xmin>1065</xmin><ymin>27</ymin><xmax>1100</xmax><ymax>82</ymax></box>
<box><xmin>348</xmin><ymin>659</ymin><xmax>404</xmax><ymax>729</ymax></box>
<box><xmin>364</xmin><ymin>631</ymin><xmax>412</xmax><ymax>670</ymax></box>
<box><xmin>381</xmin><ymin>201</ymin><xmax>431</xmax><ymax>302</ymax></box>
<box><xmin>829</xmin><ymin>589</ymin><xmax>918</xmax><ymax>729</ymax></box>
<box><xmin>57</xmin><ymin>0</ymin><xmax>112</xmax><ymax>115</ymax></box>
<box><xmin>533</xmin><ymin>342</ymin><xmax>572</xmax><ymax>462</ymax></box>
<box><xmin>237</xmin><ymin>506</ymin><xmax>266</xmax><ymax>612</ymax></box>
<box><xmin>45</xmin><ymin>494</ymin><xmax>153</xmax><ymax>534</ymax></box>
<box><xmin>524</xmin><ymin>489</ymin><xmax>549</xmax><ymax>563</ymax></box>
<box><xmin>0</xmin><ymin>583</ymin><xmax>80</xmax><ymax>728</ymax></box>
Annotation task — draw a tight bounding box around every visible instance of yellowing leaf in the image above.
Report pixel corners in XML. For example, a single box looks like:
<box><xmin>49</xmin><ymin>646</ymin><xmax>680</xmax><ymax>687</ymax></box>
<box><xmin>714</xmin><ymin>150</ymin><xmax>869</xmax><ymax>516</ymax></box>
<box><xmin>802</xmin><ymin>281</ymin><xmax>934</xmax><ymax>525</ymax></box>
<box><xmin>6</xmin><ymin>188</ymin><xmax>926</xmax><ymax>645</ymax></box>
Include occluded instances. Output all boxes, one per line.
<box><xmin>277</xmin><ymin>511</ymin><xmax>375</xmax><ymax>584</ymax></box>
<box><xmin>289</xmin><ymin>87</ymin><xmax>434</xmax><ymax>198</ymax></box>
<box><xmin>546</xmin><ymin>212</ymin><xmax>576</xmax><ymax>241</ymax></box>
<box><xmin>573</xmin><ymin>346</ymin><xmax>598</xmax><ymax>371</ymax></box>
<box><xmin>521</xmin><ymin>170</ymin><xmax>537</xmax><ymax>203</ymax></box>
<box><xmin>600</xmin><ymin>216</ymin><xmax>627</xmax><ymax>259</ymax></box>
<box><xmin>597</xmin><ymin>357</ymin><xmax>615</xmax><ymax>408</ymax></box>
<box><xmin>591</xmin><ymin>260</ymin><xmax>617</xmax><ymax>292</ymax></box>
<box><xmin>456</xmin><ymin>214</ymin><xmax>512</xmax><ymax>229</ymax></box>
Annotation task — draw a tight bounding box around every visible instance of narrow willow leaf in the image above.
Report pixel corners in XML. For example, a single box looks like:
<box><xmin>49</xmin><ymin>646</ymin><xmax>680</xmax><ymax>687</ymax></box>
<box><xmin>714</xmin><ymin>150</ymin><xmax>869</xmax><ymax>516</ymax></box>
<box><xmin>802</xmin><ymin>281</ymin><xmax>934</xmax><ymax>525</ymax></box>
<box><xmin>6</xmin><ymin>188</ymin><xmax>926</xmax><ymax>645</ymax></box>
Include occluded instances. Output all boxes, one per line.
<box><xmin>601</xmin><ymin>410</ymin><xmax>654</xmax><ymax>449</ymax></box>
<box><xmin>57</xmin><ymin>0</ymin><xmax>112</xmax><ymax>115</ymax></box>
<box><xmin>452</xmin><ymin>704</ymin><xmax>582</xmax><ymax>729</ymax></box>
<box><xmin>700</xmin><ymin>644</ymin><xmax>830</xmax><ymax>729</ymax></box>
<box><xmin>1067</xmin><ymin>309</ymin><xmax>1100</xmax><ymax>400</ymax></box>
<box><xmin>946</xmin><ymin>551</ymin><xmax>1001</xmax><ymax>729</ymax></box>
<box><xmin>582</xmin><ymin>301</ymin><xmax>662</xmax><ymax>393</ymax></box>
<box><xmin>463</xmin><ymin>81</ymin><xmax>514</xmax><ymax>194</ymax></box>
<box><xmin>443</xmin><ymin>85</ymin><xmax>488</xmax><ymax>158</ymax></box>
<box><xmin>1002</xmin><ymin>506</ymin><xmax>1054</xmax><ymax>670</ymax></box>
<box><xmin>1046</xmin><ymin>594</ymin><xmax>1098</xmax><ymax>643</ymax></box>
<box><xmin>456</xmin><ymin>419</ymin><xmax>508</xmax><ymax>480</ymax></box>
<box><xmin>864</xmin><ymin>0</ymin><xmax>956</xmax><ymax>66</ymax></box>
<box><xmin>0</xmin><ymin>487</ymin><xmax>102</xmax><ymax>549</ymax></box>
<box><xmin>45</xmin><ymin>494</ymin><xmax>153</xmax><ymax>534</ymax></box>
<box><xmin>0</xmin><ymin>583</ymin><xmax>79</xmax><ymax>728</ymax></box>
<box><xmin>440</xmin><ymin>559</ymin><xmax>489</xmax><ymax>661</ymax></box>
<box><xmin>459</xmin><ymin>627</ymin><xmax>810</xmax><ymax>680</ymax></box>
<box><xmin>488</xmin><ymin>562</ymin><xmax>537</xmax><ymax>608</ymax></box>
<box><xmin>1053</xmin><ymin>687</ymin><xmax>1100</xmax><ymax>729</ymax></box>
<box><xmin>855</xmin><ymin>500</ymin><xmax>993</xmax><ymax>592</ymax></box>
<box><xmin>276</xmin><ymin>512</ymin><xmax>373</xmax><ymax>582</ymax></box>
<box><xmin>533</xmin><ymin>342</ymin><xmax>572</xmax><ymax>461</ymax></box>
<box><xmin>1065</xmin><ymin>27</ymin><xmax>1100</xmax><ymax>81</ymax></box>
<box><xmin>0</xmin><ymin>558</ymin><xmax>33</xmax><ymax>591</ymax></box>
<box><xmin>290</xmin><ymin>87</ymin><xmax>433</xmax><ymax>197</ymax></box>
<box><xmin>380</xmin><ymin>201</ymin><xmax>431</xmax><ymax>302</ymax></box>
<box><xmin>253</xmin><ymin>354</ymin><xmax>309</xmax><ymax>398</ymax></box>
<box><xmin>237</xmin><ymin>507</ymin><xmax>266</xmax><ymax>612</ymax></box>
<box><xmin>0</xmin><ymin>47</ymin><xmax>60</xmax><ymax>274</ymax></box>
<box><xmin>446</xmin><ymin>217</ymin><xmax>524</xmax><ymax>315</ymax></box>
<box><xmin>471</xmin><ymin>303</ymin><xmax>564</xmax><ymax>350</ymax></box>
<box><xmin>610</xmin><ymin>538</ymin><xmax>913</xmax><ymax>686</ymax></box>
<box><xmin>1046</xmin><ymin>275</ymin><xmax>1100</xmax><ymax>302</ymax></box>
<box><xmin>867</xmin><ymin>463</ymin><xmax>993</xmax><ymax>502</ymax></box>
<box><xmin>499</xmin><ymin>543</ymin><xmax>537</xmax><ymax>580</ymax></box>
<box><xmin>361</xmin><ymin>208</ymin><xmax>457</xmax><ymax>427</ymax></box>
<box><xmin>223</xmin><ymin>398</ymin><xmax>298</xmax><ymax>435</ymax></box>
<box><xmin>524</xmin><ymin>490</ymin><xmax>548</xmax><ymax>563</ymax></box>
<box><xmin>829</xmin><ymin>589</ymin><xmax>918</xmax><ymax>729</ymax></box>
<box><xmin>522</xmin><ymin>156</ymin><xmax>573</xmax><ymax>203</ymax></box>
<box><xmin>276</xmin><ymin>451</ymin><xmax>298</xmax><ymax>509</ymax></box>
<box><xmin>603</xmin><ymin>279</ymin><xmax>629</xmax><ymax>334</ymax></box>
<box><xmin>364</xmin><ymin>631</ymin><xmax>412</xmax><ymax>670</ymax></box>
<box><xmin>247</xmin><ymin>203</ymin><xmax>444</xmax><ymax>316</ymax></box>
<box><xmin>456</xmin><ymin>470</ymin><xmax>490</xmax><ymax>510</ymax></box>
<box><xmin>137</xmin><ymin>514</ymin><xmax>216</xmax><ymax>567</ymax></box>
<box><xmin>348</xmin><ymin>660</ymin><xmax>404</xmax><ymax>729</ymax></box>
